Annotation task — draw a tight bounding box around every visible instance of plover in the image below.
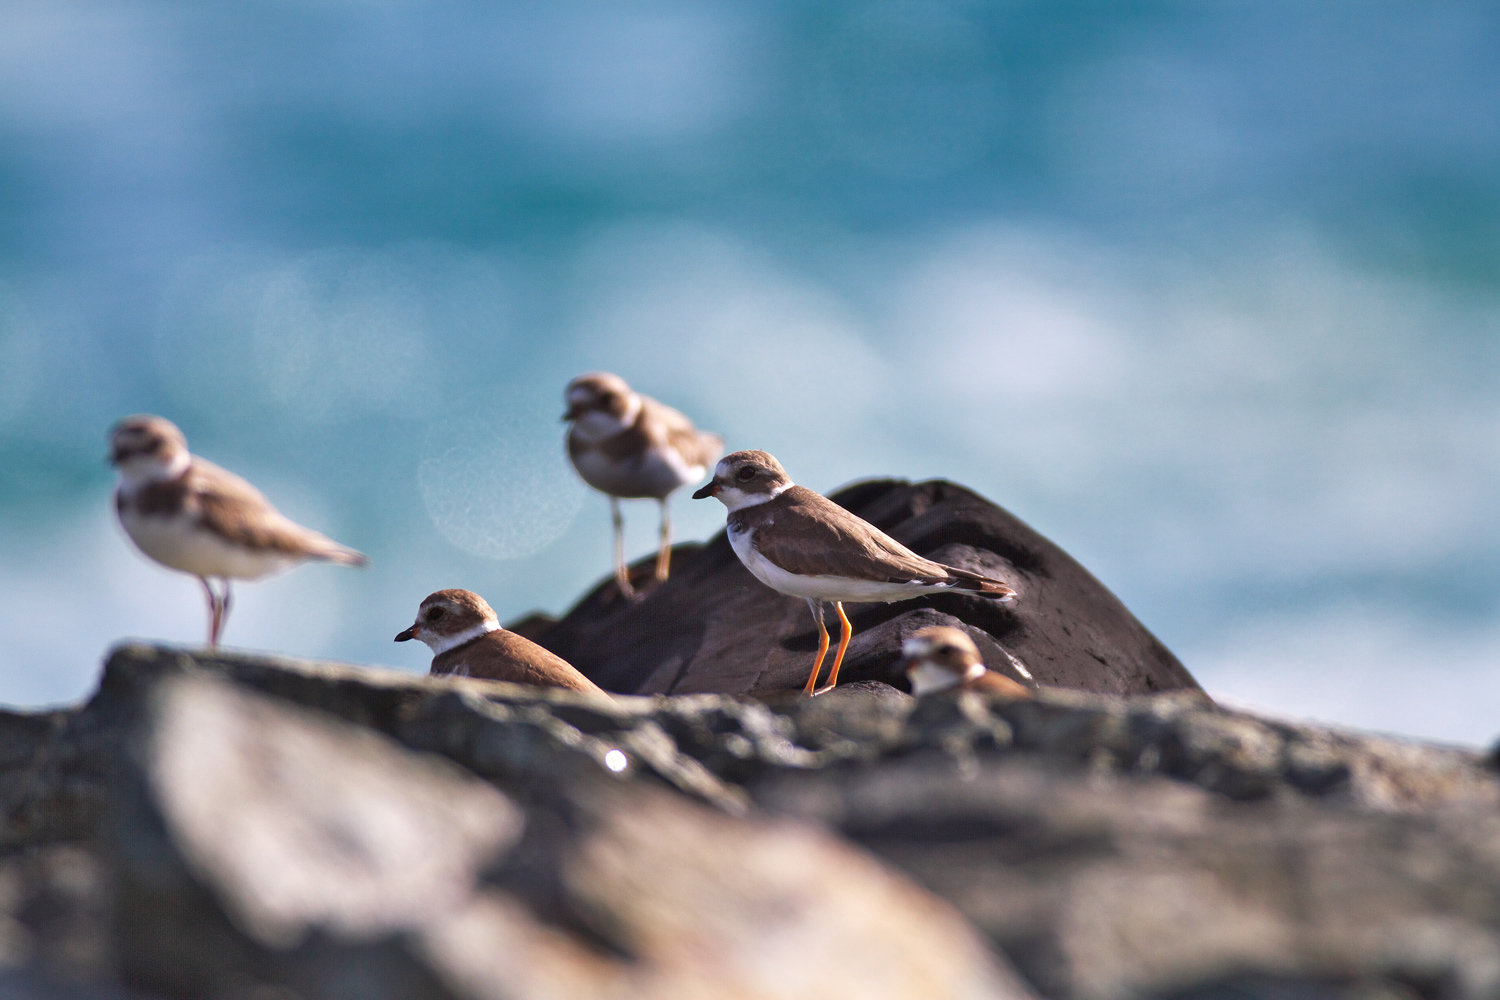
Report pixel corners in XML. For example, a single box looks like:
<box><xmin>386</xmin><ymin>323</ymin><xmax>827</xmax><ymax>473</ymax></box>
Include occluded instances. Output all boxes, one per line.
<box><xmin>694</xmin><ymin>450</ymin><xmax>1017</xmax><ymax>695</ymax></box>
<box><xmin>395</xmin><ymin>588</ymin><xmax>606</xmax><ymax>695</ymax></box>
<box><xmin>901</xmin><ymin>626</ymin><xmax>1031</xmax><ymax>699</ymax></box>
<box><xmin>563</xmin><ymin>372</ymin><xmax>722</xmax><ymax>598</ymax></box>
<box><xmin>110</xmin><ymin>415</ymin><xmax>367</xmax><ymax>648</ymax></box>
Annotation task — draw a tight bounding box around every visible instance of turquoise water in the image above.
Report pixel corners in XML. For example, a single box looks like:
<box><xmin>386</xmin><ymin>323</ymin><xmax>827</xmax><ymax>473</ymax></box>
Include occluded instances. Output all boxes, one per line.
<box><xmin>1</xmin><ymin>3</ymin><xmax>1497</xmax><ymax>743</ymax></box>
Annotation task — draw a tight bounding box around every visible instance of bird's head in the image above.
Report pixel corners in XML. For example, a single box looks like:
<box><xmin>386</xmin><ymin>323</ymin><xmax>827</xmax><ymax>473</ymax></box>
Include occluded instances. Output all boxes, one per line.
<box><xmin>692</xmin><ymin>450</ymin><xmax>792</xmax><ymax>511</ymax></box>
<box><xmin>562</xmin><ymin>372</ymin><xmax>641</xmax><ymax>438</ymax></box>
<box><xmin>901</xmin><ymin>626</ymin><xmax>985</xmax><ymax>696</ymax></box>
<box><xmin>396</xmin><ymin>588</ymin><xmax>500</xmax><ymax>654</ymax></box>
<box><xmin>109</xmin><ymin>415</ymin><xmax>190</xmax><ymax>484</ymax></box>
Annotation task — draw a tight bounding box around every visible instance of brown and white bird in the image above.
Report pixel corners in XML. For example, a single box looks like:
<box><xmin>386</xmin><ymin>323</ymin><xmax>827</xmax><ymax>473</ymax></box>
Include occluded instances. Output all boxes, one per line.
<box><xmin>694</xmin><ymin>451</ymin><xmax>1017</xmax><ymax>696</ymax></box>
<box><xmin>563</xmin><ymin>373</ymin><xmax>722</xmax><ymax>598</ymax></box>
<box><xmin>110</xmin><ymin>415</ymin><xmax>367</xmax><ymax>648</ymax></box>
<box><xmin>395</xmin><ymin>588</ymin><xmax>606</xmax><ymax>695</ymax></box>
<box><xmin>900</xmin><ymin>626</ymin><xmax>1032</xmax><ymax>699</ymax></box>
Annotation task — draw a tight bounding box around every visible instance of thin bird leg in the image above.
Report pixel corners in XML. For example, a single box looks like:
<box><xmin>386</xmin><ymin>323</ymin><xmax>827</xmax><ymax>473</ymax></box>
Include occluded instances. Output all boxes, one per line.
<box><xmin>198</xmin><ymin>576</ymin><xmax>219</xmax><ymax>649</ymax></box>
<box><xmin>611</xmin><ymin>496</ymin><xmax>634</xmax><ymax>599</ymax></box>
<box><xmin>803</xmin><ymin>598</ymin><xmax>830</xmax><ymax>696</ymax></box>
<box><xmin>654</xmin><ymin>499</ymin><xmax>672</xmax><ymax>583</ymax></box>
<box><xmin>820</xmin><ymin>601</ymin><xmax>854</xmax><ymax>692</ymax></box>
<box><xmin>218</xmin><ymin>580</ymin><xmax>234</xmax><ymax>648</ymax></box>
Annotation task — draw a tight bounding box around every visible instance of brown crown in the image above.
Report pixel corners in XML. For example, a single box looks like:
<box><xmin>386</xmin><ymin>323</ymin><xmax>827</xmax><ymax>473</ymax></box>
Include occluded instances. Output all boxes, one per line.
<box><xmin>564</xmin><ymin>372</ymin><xmax>634</xmax><ymax>419</ymax></box>
<box><xmin>109</xmin><ymin>414</ymin><xmax>188</xmax><ymax>465</ymax></box>
<box><xmin>714</xmin><ymin>450</ymin><xmax>791</xmax><ymax>491</ymax></box>
<box><xmin>415</xmin><ymin>589</ymin><xmax>499</xmax><ymax>633</ymax></box>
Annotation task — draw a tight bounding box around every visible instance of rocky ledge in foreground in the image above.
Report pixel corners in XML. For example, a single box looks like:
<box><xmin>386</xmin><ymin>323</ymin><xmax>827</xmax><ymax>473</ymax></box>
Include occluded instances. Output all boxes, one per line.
<box><xmin>2</xmin><ymin>645</ymin><xmax>1499</xmax><ymax>1000</ymax></box>
<box><xmin>510</xmin><ymin>478</ymin><xmax>1201</xmax><ymax>697</ymax></box>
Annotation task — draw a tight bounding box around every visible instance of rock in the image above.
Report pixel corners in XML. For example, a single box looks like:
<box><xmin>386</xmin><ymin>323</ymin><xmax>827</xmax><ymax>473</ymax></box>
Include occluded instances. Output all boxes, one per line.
<box><xmin>511</xmin><ymin>479</ymin><xmax>1201</xmax><ymax>697</ymax></box>
<box><xmin>4</xmin><ymin>647</ymin><xmax>1028</xmax><ymax>1000</ymax></box>
<box><xmin>3</xmin><ymin>644</ymin><xmax>1499</xmax><ymax>1000</ymax></box>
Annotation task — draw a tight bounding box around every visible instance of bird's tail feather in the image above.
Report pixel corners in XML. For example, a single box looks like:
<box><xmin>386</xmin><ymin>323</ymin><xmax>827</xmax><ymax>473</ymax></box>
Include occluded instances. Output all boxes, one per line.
<box><xmin>940</xmin><ymin>568</ymin><xmax>1017</xmax><ymax>601</ymax></box>
<box><xmin>314</xmin><ymin>540</ymin><xmax>369</xmax><ymax>567</ymax></box>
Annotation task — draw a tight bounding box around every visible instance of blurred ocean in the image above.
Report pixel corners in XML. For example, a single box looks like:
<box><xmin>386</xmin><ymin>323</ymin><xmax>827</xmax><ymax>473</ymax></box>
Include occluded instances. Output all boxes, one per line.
<box><xmin>1</xmin><ymin>2</ymin><xmax>1496</xmax><ymax>744</ymax></box>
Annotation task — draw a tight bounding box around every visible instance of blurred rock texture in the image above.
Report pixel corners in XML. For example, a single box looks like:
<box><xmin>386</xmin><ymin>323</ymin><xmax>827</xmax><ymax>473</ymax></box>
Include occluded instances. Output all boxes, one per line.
<box><xmin>512</xmin><ymin>478</ymin><xmax>1201</xmax><ymax>697</ymax></box>
<box><xmin>1</xmin><ymin>643</ymin><xmax>1498</xmax><ymax>1000</ymax></box>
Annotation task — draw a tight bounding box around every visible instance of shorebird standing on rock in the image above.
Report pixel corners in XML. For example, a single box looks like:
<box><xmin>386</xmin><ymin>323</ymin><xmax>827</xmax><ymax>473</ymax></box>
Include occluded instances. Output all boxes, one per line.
<box><xmin>396</xmin><ymin>588</ymin><xmax>606</xmax><ymax>695</ymax></box>
<box><xmin>109</xmin><ymin>415</ymin><xmax>368</xmax><ymax>649</ymax></box>
<box><xmin>694</xmin><ymin>450</ymin><xmax>1018</xmax><ymax>696</ymax></box>
<box><xmin>901</xmin><ymin>626</ymin><xmax>1032</xmax><ymax>699</ymax></box>
<box><xmin>563</xmin><ymin>372</ymin><xmax>722</xmax><ymax>598</ymax></box>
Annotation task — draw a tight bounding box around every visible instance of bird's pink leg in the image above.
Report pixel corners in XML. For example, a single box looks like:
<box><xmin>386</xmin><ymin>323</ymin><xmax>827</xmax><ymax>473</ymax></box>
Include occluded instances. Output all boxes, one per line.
<box><xmin>199</xmin><ymin>576</ymin><xmax>220</xmax><ymax>649</ymax></box>
<box><xmin>217</xmin><ymin>581</ymin><xmax>233</xmax><ymax>647</ymax></box>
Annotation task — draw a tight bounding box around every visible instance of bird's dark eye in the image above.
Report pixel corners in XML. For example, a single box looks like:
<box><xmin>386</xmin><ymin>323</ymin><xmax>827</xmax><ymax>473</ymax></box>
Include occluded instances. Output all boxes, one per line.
<box><xmin>736</xmin><ymin>467</ymin><xmax>755</xmax><ymax>482</ymax></box>
<box><xmin>600</xmin><ymin>392</ymin><xmax>616</xmax><ymax>405</ymax></box>
<box><xmin>425</xmin><ymin>607</ymin><xmax>445</xmax><ymax>622</ymax></box>
<box><xmin>938</xmin><ymin>645</ymin><xmax>959</xmax><ymax>656</ymax></box>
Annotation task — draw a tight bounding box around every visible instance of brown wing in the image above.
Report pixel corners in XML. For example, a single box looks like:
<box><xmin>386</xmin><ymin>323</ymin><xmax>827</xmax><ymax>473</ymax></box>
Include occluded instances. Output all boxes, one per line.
<box><xmin>744</xmin><ymin>488</ymin><xmax>1015</xmax><ymax>597</ymax></box>
<box><xmin>969</xmin><ymin>670</ymin><xmax>1032</xmax><ymax>699</ymax></box>
<box><xmin>189</xmin><ymin>459</ymin><xmax>367</xmax><ymax>565</ymax></box>
<box><xmin>746</xmin><ymin>488</ymin><xmax>960</xmax><ymax>583</ymax></box>
<box><xmin>443</xmin><ymin>631</ymin><xmax>607</xmax><ymax>695</ymax></box>
<box><xmin>641</xmin><ymin>396</ymin><xmax>722</xmax><ymax>469</ymax></box>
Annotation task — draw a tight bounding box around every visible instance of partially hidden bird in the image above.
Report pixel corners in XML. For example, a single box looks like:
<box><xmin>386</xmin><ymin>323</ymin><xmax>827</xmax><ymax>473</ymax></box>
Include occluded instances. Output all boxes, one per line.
<box><xmin>110</xmin><ymin>415</ymin><xmax>367</xmax><ymax>648</ymax></box>
<box><xmin>395</xmin><ymin>588</ymin><xmax>606</xmax><ymax>695</ymax></box>
<box><xmin>694</xmin><ymin>450</ymin><xmax>1017</xmax><ymax>695</ymax></box>
<box><xmin>563</xmin><ymin>372</ymin><xmax>722</xmax><ymax>598</ymax></box>
<box><xmin>900</xmin><ymin>625</ymin><xmax>1032</xmax><ymax>699</ymax></box>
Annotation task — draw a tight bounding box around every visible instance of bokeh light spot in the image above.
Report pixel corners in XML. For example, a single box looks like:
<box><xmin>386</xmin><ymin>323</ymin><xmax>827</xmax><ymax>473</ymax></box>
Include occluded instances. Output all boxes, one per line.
<box><xmin>419</xmin><ymin>409</ymin><xmax>584</xmax><ymax>560</ymax></box>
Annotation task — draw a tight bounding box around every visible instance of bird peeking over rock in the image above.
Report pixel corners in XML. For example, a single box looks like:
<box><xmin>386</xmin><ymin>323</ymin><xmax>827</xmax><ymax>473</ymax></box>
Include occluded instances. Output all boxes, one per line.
<box><xmin>396</xmin><ymin>588</ymin><xmax>607</xmax><ymax>696</ymax></box>
<box><xmin>901</xmin><ymin>626</ymin><xmax>1032</xmax><ymax>699</ymax></box>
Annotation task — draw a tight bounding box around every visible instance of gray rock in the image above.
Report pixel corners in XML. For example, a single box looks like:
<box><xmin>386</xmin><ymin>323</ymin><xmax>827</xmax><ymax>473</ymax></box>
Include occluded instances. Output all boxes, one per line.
<box><xmin>3</xmin><ymin>644</ymin><xmax>1498</xmax><ymax>1000</ymax></box>
<box><xmin>4</xmin><ymin>647</ymin><xmax>1028</xmax><ymax>1000</ymax></box>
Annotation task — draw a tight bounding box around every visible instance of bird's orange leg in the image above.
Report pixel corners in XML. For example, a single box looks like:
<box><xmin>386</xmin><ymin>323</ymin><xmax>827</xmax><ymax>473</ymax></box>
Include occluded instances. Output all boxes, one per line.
<box><xmin>655</xmin><ymin>499</ymin><xmax>672</xmax><ymax>583</ymax></box>
<box><xmin>611</xmin><ymin>496</ymin><xmax>635</xmax><ymax>599</ymax></box>
<box><xmin>820</xmin><ymin>601</ymin><xmax>853</xmax><ymax>692</ymax></box>
<box><xmin>803</xmin><ymin>598</ymin><xmax>830</xmax><ymax>696</ymax></box>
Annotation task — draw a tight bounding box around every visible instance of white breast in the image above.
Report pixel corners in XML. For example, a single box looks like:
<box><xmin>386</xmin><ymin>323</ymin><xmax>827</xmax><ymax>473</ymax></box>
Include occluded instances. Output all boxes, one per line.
<box><xmin>908</xmin><ymin>662</ymin><xmax>962</xmax><ymax>697</ymax></box>
<box><xmin>727</xmin><ymin>523</ymin><xmax>957</xmax><ymax>603</ymax></box>
<box><xmin>119</xmin><ymin>508</ymin><xmax>298</xmax><ymax>581</ymax></box>
<box><xmin>571</xmin><ymin>442</ymin><xmax>702</xmax><ymax>499</ymax></box>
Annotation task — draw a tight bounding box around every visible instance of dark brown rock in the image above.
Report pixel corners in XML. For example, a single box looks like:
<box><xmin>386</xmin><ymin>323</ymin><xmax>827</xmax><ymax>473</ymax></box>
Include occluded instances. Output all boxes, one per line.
<box><xmin>514</xmin><ymin>479</ymin><xmax>1201</xmax><ymax>697</ymax></box>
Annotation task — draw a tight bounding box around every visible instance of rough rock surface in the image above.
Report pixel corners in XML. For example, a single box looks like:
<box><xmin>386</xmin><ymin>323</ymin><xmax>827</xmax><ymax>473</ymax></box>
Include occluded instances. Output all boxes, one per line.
<box><xmin>2</xmin><ymin>645</ymin><xmax>1498</xmax><ymax>1000</ymax></box>
<box><xmin>509</xmin><ymin>478</ymin><xmax>1200</xmax><ymax>697</ymax></box>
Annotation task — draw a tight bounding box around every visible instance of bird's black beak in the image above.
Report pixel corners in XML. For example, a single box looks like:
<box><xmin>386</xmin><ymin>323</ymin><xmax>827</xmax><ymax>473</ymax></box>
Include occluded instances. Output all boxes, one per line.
<box><xmin>692</xmin><ymin>480</ymin><xmax>719</xmax><ymax>500</ymax></box>
<box><xmin>561</xmin><ymin>404</ymin><xmax>583</xmax><ymax>421</ymax></box>
<box><xmin>108</xmin><ymin>448</ymin><xmax>125</xmax><ymax>466</ymax></box>
<box><xmin>394</xmin><ymin>626</ymin><xmax>417</xmax><ymax>642</ymax></box>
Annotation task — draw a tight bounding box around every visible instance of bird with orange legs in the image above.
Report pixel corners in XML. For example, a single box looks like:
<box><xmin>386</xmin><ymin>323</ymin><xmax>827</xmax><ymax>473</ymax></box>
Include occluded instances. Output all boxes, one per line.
<box><xmin>695</xmin><ymin>450</ymin><xmax>1017</xmax><ymax>695</ymax></box>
